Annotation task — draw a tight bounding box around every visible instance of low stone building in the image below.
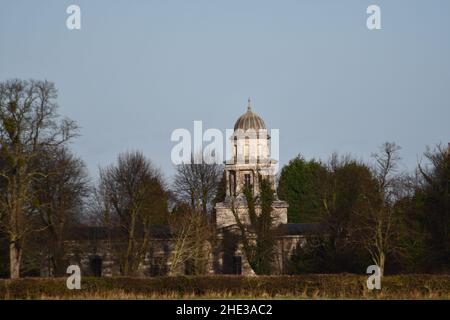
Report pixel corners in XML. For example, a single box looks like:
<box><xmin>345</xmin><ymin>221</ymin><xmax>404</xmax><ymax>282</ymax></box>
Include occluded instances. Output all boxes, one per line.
<box><xmin>41</xmin><ymin>99</ymin><xmax>319</xmax><ymax>277</ymax></box>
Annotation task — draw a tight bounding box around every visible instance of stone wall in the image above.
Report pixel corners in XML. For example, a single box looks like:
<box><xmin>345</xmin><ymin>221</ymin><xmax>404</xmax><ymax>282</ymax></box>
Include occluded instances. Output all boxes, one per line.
<box><xmin>39</xmin><ymin>231</ymin><xmax>304</xmax><ymax>277</ymax></box>
<box><xmin>215</xmin><ymin>200</ymin><xmax>288</xmax><ymax>229</ymax></box>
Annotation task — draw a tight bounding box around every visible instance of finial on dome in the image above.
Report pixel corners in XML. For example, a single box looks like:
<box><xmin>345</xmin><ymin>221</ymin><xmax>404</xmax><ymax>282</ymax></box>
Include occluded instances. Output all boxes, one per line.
<box><xmin>247</xmin><ymin>97</ymin><xmax>252</xmax><ymax>112</ymax></box>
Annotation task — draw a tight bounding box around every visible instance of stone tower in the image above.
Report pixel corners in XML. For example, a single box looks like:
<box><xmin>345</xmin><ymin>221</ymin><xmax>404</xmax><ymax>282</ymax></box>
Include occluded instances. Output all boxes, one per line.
<box><xmin>215</xmin><ymin>98</ymin><xmax>288</xmax><ymax>229</ymax></box>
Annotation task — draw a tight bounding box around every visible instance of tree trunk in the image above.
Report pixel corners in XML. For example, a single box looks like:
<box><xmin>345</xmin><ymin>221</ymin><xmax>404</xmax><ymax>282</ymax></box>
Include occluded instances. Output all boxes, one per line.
<box><xmin>10</xmin><ymin>241</ymin><xmax>22</xmax><ymax>279</ymax></box>
<box><xmin>52</xmin><ymin>240</ymin><xmax>66</xmax><ymax>276</ymax></box>
<box><xmin>379</xmin><ymin>251</ymin><xmax>385</xmax><ymax>277</ymax></box>
<box><xmin>124</xmin><ymin>214</ymin><xmax>137</xmax><ymax>276</ymax></box>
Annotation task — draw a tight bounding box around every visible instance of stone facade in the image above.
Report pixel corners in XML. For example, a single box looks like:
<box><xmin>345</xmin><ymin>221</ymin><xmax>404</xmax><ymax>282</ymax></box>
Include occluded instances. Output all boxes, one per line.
<box><xmin>42</xmin><ymin>225</ymin><xmax>308</xmax><ymax>277</ymax></box>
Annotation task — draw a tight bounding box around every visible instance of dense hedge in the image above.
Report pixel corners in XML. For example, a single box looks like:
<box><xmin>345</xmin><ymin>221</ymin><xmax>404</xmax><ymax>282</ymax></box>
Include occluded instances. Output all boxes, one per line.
<box><xmin>0</xmin><ymin>274</ymin><xmax>449</xmax><ymax>299</ymax></box>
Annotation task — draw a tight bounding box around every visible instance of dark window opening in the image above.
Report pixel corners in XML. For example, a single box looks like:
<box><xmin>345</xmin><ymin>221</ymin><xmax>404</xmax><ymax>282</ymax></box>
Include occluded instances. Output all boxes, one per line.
<box><xmin>185</xmin><ymin>259</ymin><xmax>195</xmax><ymax>275</ymax></box>
<box><xmin>229</xmin><ymin>171</ymin><xmax>237</xmax><ymax>196</ymax></box>
<box><xmin>244</xmin><ymin>174</ymin><xmax>252</xmax><ymax>188</ymax></box>
<box><xmin>232</xmin><ymin>256</ymin><xmax>242</xmax><ymax>275</ymax></box>
<box><xmin>90</xmin><ymin>255</ymin><xmax>102</xmax><ymax>277</ymax></box>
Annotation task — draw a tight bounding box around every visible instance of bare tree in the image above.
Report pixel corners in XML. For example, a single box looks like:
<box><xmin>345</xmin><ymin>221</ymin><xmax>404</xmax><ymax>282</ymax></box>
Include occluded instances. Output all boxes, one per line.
<box><xmin>354</xmin><ymin>142</ymin><xmax>403</xmax><ymax>276</ymax></box>
<box><xmin>0</xmin><ymin>79</ymin><xmax>78</xmax><ymax>278</ymax></box>
<box><xmin>169</xmin><ymin>155</ymin><xmax>220</xmax><ymax>274</ymax></box>
<box><xmin>172</xmin><ymin>153</ymin><xmax>222</xmax><ymax>216</ymax></box>
<box><xmin>32</xmin><ymin>146</ymin><xmax>89</xmax><ymax>276</ymax></box>
<box><xmin>168</xmin><ymin>203</ymin><xmax>211</xmax><ymax>275</ymax></box>
<box><xmin>97</xmin><ymin>151</ymin><xmax>168</xmax><ymax>276</ymax></box>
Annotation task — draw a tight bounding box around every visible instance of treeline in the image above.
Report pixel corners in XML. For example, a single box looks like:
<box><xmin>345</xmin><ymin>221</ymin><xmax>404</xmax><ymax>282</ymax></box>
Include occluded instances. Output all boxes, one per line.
<box><xmin>278</xmin><ymin>144</ymin><xmax>450</xmax><ymax>275</ymax></box>
<box><xmin>0</xmin><ymin>79</ymin><xmax>223</xmax><ymax>278</ymax></box>
<box><xmin>0</xmin><ymin>79</ymin><xmax>448</xmax><ymax>278</ymax></box>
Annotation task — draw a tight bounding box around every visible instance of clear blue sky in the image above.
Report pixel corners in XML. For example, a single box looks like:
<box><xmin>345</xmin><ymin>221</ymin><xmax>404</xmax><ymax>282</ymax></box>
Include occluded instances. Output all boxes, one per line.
<box><xmin>1</xmin><ymin>0</ymin><xmax>449</xmax><ymax>181</ymax></box>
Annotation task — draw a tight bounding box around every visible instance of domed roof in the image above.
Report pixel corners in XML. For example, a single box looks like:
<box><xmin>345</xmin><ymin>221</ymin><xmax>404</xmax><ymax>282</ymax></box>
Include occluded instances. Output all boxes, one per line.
<box><xmin>233</xmin><ymin>98</ymin><xmax>266</xmax><ymax>131</ymax></box>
